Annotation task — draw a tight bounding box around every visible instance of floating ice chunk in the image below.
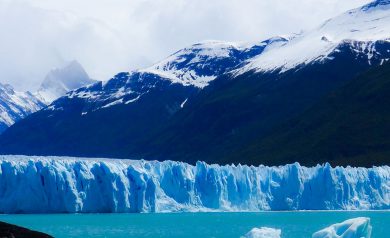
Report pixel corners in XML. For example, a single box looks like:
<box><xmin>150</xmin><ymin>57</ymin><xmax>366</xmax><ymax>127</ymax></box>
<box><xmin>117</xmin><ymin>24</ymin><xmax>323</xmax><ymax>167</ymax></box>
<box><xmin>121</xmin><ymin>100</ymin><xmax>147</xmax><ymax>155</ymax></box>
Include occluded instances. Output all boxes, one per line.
<box><xmin>242</xmin><ymin>227</ymin><xmax>281</xmax><ymax>238</ymax></box>
<box><xmin>312</xmin><ymin>217</ymin><xmax>372</xmax><ymax>238</ymax></box>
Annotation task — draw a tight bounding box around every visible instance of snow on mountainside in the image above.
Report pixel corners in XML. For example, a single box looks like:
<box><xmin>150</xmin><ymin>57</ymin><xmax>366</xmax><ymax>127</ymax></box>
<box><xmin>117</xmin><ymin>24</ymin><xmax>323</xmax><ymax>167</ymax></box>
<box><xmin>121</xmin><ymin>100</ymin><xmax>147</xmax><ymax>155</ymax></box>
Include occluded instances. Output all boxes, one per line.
<box><xmin>237</xmin><ymin>0</ymin><xmax>390</xmax><ymax>75</ymax></box>
<box><xmin>51</xmin><ymin>37</ymin><xmax>288</xmax><ymax>112</ymax></box>
<box><xmin>141</xmin><ymin>38</ymin><xmax>288</xmax><ymax>88</ymax></box>
<box><xmin>47</xmin><ymin>0</ymin><xmax>390</xmax><ymax>112</ymax></box>
<box><xmin>0</xmin><ymin>84</ymin><xmax>44</xmax><ymax>133</ymax></box>
<box><xmin>57</xmin><ymin>71</ymin><xmax>183</xmax><ymax>113</ymax></box>
<box><xmin>0</xmin><ymin>155</ymin><xmax>388</xmax><ymax>213</ymax></box>
<box><xmin>36</xmin><ymin>60</ymin><xmax>95</xmax><ymax>103</ymax></box>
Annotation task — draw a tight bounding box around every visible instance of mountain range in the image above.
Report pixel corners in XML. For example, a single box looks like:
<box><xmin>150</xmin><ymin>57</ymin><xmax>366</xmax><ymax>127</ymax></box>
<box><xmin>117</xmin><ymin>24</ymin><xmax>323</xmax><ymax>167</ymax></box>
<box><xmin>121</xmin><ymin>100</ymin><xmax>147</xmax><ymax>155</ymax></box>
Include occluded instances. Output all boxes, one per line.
<box><xmin>0</xmin><ymin>61</ymin><xmax>94</xmax><ymax>133</ymax></box>
<box><xmin>0</xmin><ymin>0</ymin><xmax>389</xmax><ymax>167</ymax></box>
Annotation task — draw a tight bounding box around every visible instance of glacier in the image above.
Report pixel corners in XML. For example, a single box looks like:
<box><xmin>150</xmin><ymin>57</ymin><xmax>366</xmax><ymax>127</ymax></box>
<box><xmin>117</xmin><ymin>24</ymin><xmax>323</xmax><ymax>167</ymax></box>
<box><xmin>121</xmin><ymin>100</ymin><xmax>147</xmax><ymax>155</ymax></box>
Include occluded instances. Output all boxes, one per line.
<box><xmin>0</xmin><ymin>155</ymin><xmax>389</xmax><ymax>213</ymax></box>
<box><xmin>312</xmin><ymin>217</ymin><xmax>372</xmax><ymax>238</ymax></box>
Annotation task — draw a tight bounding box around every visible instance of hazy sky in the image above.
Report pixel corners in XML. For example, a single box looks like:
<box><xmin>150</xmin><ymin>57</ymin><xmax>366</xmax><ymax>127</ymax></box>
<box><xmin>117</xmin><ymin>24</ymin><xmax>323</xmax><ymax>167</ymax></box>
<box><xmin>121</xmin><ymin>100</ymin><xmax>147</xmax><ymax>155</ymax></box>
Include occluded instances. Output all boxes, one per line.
<box><xmin>0</xmin><ymin>0</ymin><xmax>371</xmax><ymax>91</ymax></box>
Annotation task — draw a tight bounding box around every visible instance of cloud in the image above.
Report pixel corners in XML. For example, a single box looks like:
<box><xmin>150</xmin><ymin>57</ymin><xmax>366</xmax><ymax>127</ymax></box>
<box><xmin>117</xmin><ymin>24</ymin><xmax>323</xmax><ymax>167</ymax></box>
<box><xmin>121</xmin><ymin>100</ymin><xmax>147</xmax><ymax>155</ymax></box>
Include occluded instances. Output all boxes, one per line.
<box><xmin>0</xmin><ymin>0</ymin><xmax>371</xmax><ymax>91</ymax></box>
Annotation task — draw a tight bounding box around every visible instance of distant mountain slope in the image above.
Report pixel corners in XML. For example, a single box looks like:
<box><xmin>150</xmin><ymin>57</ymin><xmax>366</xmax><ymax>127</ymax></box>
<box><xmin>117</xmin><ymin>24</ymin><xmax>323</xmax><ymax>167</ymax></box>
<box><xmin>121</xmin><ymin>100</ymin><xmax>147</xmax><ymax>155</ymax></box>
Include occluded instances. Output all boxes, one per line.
<box><xmin>140</xmin><ymin>0</ymin><xmax>390</xmax><ymax>166</ymax></box>
<box><xmin>36</xmin><ymin>60</ymin><xmax>95</xmax><ymax>103</ymax></box>
<box><xmin>0</xmin><ymin>39</ymin><xmax>282</xmax><ymax>156</ymax></box>
<box><xmin>238</xmin><ymin>62</ymin><xmax>390</xmax><ymax>167</ymax></box>
<box><xmin>47</xmin><ymin>38</ymin><xmax>288</xmax><ymax>112</ymax></box>
<box><xmin>142</xmin><ymin>41</ymin><xmax>390</xmax><ymax>166</ymax></box>
<box><xmin>0</xmin><ymin>83</ymin><xmax>44</xmax><ymax>133</ymax></box>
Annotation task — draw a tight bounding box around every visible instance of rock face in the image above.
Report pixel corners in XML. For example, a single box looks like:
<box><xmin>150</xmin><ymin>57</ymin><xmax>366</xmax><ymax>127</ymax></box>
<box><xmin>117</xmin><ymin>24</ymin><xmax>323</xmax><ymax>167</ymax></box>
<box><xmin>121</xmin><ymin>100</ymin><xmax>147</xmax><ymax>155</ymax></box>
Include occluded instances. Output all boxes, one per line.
<box><xmin>0</xmin><ymin>221</ymin><xmax>53</xmax><ymax>238</ymax></box>
<box><xmin>36</xmin><ymin>60</ymin><xmax>95</xmax><ymax>104</ymax></box>
<box><xmin>0</xmin><ymin>156</ymin><xmax>388</xmax><ymax>213</ymax></box>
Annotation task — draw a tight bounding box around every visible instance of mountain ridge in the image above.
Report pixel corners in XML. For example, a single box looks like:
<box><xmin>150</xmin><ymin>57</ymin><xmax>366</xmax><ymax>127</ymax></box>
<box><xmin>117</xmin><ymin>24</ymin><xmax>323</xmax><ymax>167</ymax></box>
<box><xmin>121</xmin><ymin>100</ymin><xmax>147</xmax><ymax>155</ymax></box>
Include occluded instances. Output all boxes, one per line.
<box><xmin>236</xmin><ymin>0</ymin><xmax>390</xmax><ymax>75</ymax></box>
<box><xmin>0</xmin><ymin>83</ymin><xmax>44</xmax><ymax>133</ymax></box>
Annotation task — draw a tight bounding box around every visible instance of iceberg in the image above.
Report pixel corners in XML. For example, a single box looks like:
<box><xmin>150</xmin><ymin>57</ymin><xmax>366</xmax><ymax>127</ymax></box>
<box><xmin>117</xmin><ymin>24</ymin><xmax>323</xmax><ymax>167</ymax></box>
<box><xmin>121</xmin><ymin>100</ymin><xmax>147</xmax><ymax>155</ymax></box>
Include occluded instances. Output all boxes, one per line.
<box><xmin>242</xmin><ymin>227</ymin><xmax>281</xmax><ymax>238</ymax></box>
<box><xmin>312</xmin><ymin>217</ymin><xmax>372</xmax><ymax>238</ymax></box>
<box><xmin>0</xmin><ymin>155</ymin><xmax>388</xmax><ymax>213</ymax></box>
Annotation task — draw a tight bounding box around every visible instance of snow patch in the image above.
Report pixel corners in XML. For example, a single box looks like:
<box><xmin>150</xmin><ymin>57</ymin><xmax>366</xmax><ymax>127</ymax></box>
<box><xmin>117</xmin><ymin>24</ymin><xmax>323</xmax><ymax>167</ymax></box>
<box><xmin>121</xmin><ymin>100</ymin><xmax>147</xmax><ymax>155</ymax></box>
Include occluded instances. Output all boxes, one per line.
<box><xmin>180</xmin><ymin>98</ymin><xmax>188</xmax><ymax>108</ymax></box>
<box><xmin>101</xmin><ymin>98</ymin><xmax>124</xmax><ymax>109</ymax></box>
<box><xmin>125</xmin><ymin>95</ymin><xmax>141</xmax><ymax>104</ymax></box>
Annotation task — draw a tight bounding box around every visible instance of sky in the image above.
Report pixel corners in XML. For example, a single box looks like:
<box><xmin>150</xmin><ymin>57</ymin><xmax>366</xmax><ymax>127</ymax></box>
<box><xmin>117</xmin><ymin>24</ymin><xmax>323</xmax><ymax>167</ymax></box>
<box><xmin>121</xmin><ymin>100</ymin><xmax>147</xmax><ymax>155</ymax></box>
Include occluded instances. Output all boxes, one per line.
<box><xmin>0</xmin><ymin>0</ymin><xmax>371</xmax><ymax>91</ymax></box>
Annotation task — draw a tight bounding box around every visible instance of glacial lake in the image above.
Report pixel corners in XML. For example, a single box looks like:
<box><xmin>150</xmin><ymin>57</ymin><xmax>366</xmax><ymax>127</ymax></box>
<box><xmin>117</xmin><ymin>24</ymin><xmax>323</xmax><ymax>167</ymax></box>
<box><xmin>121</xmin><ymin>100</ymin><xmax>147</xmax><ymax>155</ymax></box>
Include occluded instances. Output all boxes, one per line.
<box><xmin>1</xmin><ymin>211</ymin><xmax>389</xmax><ymax>238</ymax></box>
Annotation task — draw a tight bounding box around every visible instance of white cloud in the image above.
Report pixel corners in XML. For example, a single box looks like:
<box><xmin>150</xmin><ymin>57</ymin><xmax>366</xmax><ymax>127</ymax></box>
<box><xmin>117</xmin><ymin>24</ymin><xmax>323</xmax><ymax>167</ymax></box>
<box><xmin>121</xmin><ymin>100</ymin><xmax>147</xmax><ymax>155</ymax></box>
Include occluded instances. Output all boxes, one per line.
<box><xmin>0</xmin><ymin>0</ymin><xmax>371</xmax><ymax>91</ymax></box>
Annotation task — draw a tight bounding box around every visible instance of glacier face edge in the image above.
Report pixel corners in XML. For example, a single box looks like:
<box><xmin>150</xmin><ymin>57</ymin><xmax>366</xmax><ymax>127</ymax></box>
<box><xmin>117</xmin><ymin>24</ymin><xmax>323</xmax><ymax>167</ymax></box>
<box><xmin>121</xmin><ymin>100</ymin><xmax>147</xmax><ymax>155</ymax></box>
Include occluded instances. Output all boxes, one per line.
<box><xmin>0</xmin><ymin>155</ymin><xmax>388</xmax><ymax>213</ymax></box>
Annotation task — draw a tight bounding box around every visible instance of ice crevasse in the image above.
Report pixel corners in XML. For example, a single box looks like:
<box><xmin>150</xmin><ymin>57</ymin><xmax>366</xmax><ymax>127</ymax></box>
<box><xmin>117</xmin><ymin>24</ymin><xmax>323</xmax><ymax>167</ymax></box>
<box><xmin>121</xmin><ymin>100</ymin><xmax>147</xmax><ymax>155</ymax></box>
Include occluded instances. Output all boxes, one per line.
<box><xmin>0</xmin><ymin>155</ymin><xmax>388</xmax><ymax>213</ymax></box>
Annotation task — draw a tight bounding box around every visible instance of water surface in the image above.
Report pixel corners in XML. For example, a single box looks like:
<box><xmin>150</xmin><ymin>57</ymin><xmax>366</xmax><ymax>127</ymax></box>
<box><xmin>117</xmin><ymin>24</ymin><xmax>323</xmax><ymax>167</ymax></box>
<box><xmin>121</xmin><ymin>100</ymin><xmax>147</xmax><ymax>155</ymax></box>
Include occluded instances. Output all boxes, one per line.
<box><xmin>1</xmin><ymin>211</ymin><xmax>389</xmax><ymax>238</ymax></box>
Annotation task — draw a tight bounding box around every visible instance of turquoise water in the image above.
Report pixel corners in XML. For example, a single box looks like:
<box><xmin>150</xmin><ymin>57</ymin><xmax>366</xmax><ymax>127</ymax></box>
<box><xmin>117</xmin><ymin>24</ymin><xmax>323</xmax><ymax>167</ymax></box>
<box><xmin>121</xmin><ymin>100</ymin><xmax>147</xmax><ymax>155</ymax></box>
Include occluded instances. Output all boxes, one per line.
<box><xmin>0</xmin><ymin>211</ymin><xmax>389</xmax><ymax>238</ymax></box>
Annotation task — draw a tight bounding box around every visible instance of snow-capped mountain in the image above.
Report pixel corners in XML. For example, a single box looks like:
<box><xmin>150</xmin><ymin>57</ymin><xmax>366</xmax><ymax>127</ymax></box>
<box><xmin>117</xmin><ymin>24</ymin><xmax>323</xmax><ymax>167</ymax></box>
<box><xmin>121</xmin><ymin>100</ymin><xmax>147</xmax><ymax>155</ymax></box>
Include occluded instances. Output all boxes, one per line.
<box><xmin>237</xmin><ymin>0</ymin><xmax>390</xmax><ymax>75</ymax></box>
<box><xmin>66</xmin><ymin>0</ymin><xmax>390</xmax><ymax>113</ymax></box>
<box><xmin>36</xmin><ymin>60</ymin><xmax>95</xmax><ymax>103</ymax></box>
<box><xmin>0</xmin><ymin>83</ymin><xmax>44</xmax><ymax>133</ymax></box>
<box><xmin>49</xmin><ymin>37</ymin><xmax>287</xmax><ymax>112</ymax></box>
<box><xmin>57</xmin><ymin>71</ymin><xmax>196</xmax><ymax>114</ymax></box>
<box><xmin>141</xmin><ymin>38</ymin><xmax>288</xmax><ymax>88</ymax></box>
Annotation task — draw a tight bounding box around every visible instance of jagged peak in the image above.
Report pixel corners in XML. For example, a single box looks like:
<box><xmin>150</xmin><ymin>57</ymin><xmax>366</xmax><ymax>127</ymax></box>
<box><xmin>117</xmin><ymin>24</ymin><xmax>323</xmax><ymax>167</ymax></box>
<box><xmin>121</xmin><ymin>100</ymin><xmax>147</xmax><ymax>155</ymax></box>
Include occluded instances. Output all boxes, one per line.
<box><xmin>42</xmin><ymin>60</ymin><xmax>90</xmax><ymax>85</ymax></box>
<box><xmin>0</xmin><ymin>83</ymin><xmax>15</xmax><ymax>95</ymax></box>
<box><xmin>37</xmin><ymin>60</ymin><xmax>95</xmax><ymax>103</ymax></box>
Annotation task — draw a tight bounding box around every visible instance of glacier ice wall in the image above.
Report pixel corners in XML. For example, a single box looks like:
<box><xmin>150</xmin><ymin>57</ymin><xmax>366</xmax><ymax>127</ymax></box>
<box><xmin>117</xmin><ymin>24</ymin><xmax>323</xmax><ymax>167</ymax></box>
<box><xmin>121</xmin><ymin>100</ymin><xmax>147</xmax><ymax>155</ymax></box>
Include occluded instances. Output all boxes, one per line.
<box><xmin>0</xmin><ymin>155</ymin><xmax>389</xmax><ymax>213</ymax></box>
